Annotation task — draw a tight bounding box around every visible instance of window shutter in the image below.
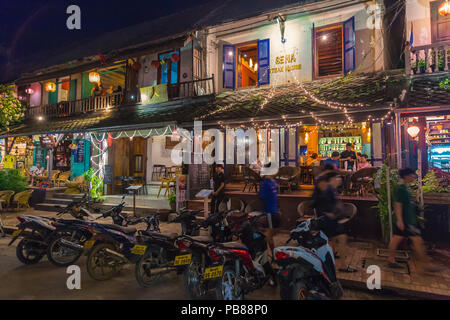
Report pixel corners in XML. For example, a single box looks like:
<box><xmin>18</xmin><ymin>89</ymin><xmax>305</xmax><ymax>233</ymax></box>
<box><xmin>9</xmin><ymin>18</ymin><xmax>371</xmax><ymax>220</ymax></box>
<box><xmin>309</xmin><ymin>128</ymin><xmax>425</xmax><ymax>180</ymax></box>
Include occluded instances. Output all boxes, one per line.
<box><xmin>257</xmin><ymin>39</ymin><xmax>270</xmax><ymax>85</ymax></box>
<box><xmin>343</xmin><ymin>17</ymin><xmax>356</xmax><ymax>74</ymax></box>
<box><xmin>48</xmin><ymin>85</ymin><xmax>58</xmax><ymax>104</ymax></box>
<box><xmin>68</xmin><ymin>79</ymin><xmax>77</xmax><ymax>101</ymax></box>
<box><xmin>223</xmin><ymin>45</ymin><xmax>235</xmax><ymax>89</ymax></box>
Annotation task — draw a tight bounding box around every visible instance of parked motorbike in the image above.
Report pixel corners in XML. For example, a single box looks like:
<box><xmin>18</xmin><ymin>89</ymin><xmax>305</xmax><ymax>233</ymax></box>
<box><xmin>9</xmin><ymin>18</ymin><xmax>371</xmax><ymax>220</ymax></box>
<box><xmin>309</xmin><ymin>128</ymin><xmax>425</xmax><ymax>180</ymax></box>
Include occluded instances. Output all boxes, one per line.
<box><xmin>274</xmin><ymin>217</ymin><xmax>343</xmax><ymax>300</ymax></box>
<box><xmin>212</xmin><ymin>213</ymin><xmax>275</xmax><ymax>300</ymax></box>
<box><xmin>134</xmin><ymin>210</ymin><xmax>233</xmax><ymax>288</ymax></box>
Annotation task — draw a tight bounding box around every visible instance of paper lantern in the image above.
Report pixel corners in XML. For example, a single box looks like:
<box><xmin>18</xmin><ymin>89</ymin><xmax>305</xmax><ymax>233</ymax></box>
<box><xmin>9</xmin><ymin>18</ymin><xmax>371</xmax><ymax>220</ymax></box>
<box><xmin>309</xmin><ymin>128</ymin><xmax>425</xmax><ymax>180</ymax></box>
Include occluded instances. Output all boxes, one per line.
<box><xmin>89</xmin><ymin>72</ymin><xmax>100</xmax><ymax>83</ymax></box>
<box><xmin>107</xmin><ymin>133</ymin><xmax>113</xmax><ymax>147</ymax></box>
<box><xmin>25</xmin><ymin>88</ymin><xmax>34</xmax><ymax>94</ymax></box>
<box><xmin>407</xmin><ymin>124</ymin><xmax>420</xmax><ymax>139</ymax></box>
<box><xmin>132</xmin><ymin>61</ymin><xmax>142</xmax><ymax>71</ymax></box>
<box><xmin>151</xmin><ymin>60</ymin><xmax>160</xmax><ymax>69</ymax></box>
<box><xmin>68</xmin><ymin>143</ymin><xmax>77</xmax><ymax>150</ymax></box>
<box><xmin>45</xmin><ymin>82</ymin><xmax>56</xmax><ymax>92</ymax></box>
<box><xmin>439</xmin><ymin>0</ymin><xmax>450</xmax><ymax>16</ymax></box>
<box><xmin>170</xmin><ymin>53</ymin><xmax>180</xmax><ymax>63</ymax></box>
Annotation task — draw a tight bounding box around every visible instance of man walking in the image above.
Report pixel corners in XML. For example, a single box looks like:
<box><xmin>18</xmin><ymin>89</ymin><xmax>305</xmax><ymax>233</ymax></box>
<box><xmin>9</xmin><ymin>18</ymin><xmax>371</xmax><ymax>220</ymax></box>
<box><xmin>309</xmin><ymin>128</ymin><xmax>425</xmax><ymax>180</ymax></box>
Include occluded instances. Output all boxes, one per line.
<box><xmin>210</xmin><ymin>164</ymin><xmax>225</xmax><ymax>214</ymax></box>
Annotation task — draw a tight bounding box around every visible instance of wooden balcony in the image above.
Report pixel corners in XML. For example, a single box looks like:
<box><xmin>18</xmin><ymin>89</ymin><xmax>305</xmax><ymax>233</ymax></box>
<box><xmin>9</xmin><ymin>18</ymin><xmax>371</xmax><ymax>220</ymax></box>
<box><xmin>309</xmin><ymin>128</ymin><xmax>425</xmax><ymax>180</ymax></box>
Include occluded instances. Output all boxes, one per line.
<box><xmin>26</xmin><ymin>92</ymin><xmax>125</xmax><ymax>119</ymax></box>
<box><xmin>406</xmin><ymin>41</ymin><xmax>450</xmax><ymax>75</ymax></box>
<box><xmin>167</xmin><ymin>76</ymin><xmax>215</xmax><ymax>100</ymax></box>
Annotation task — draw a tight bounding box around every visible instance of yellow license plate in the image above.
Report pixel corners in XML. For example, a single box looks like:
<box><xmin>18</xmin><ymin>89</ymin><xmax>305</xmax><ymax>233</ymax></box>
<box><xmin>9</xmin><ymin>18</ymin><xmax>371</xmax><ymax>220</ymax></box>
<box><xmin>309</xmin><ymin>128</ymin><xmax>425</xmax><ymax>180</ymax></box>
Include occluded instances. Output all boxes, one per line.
<box><xmin>131</xmin><ymin>244</ymin><xmax>147</xmax><ymax>255</ymax></box>
<box><xmin>83</xmin><ymin>240</ymin><xmax>95</xmax><ymax>249</ymax></box>
<box><xmin>11</xmin><ymin>229</ymin><xmax>22</xmax><ymax>237</ymax></box>
<box><xmin>203</xmin><ymin>265</ymin><xmax>223</xmax><ymax>280</ymax></box>
<box><xmin>174</xmin><ymin>254</ymin><xmax>192</xmax><ymax>266</ymax></box>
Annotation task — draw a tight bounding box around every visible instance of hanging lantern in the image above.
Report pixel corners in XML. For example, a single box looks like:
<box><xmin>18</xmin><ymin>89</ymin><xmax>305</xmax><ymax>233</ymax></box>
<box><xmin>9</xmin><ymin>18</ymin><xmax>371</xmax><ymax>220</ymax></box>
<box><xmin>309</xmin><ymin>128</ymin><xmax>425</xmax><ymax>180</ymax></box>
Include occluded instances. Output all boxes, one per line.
<box><xmin>89</xmin><ymin>72</ymin><xmax>100</xmax><ymax>83</ymax></box>
<box><xmin>439</xmin><ymin>0</ymin><xmax>450</xmax><ymax>16</ymax></box>
<box><xmin>45</xmin><ymin>82</ymin><xmax>56</xmax><ymax>92</ymax></box>
<box><xmin>170</xmin><ymin>53</ymin><xmax>180</xmax><ymax>63</ymax></box>
<box><xmin>132</xmin><ymin>61</ymin><xmax>142</xmax><ymax>71</ymax></box>
<box><xmin>305</xmin><ymin>132</ymin><xmax>309</xmax><ymax>144</ymax></box>
<box><xmin>68</xmin><ymin>143</ymin><xmax>77</xmax><ymax>150</ymax></box>
<box><xmin>25</xmin><ymin>88</ymin><xmax>34</xmax><ymax>95</ymax></box>
<box><xmin>107</xmin><ymin>133</ymin><xmax>113</xmax><ymax>147</ymax></box>
<box><xmin>151</xmin><ymin>60</ymin><xmax>160</xmax><ymax>69</ymax></box>
<box><xmin>407</xmin><ymin>121</ymin><xmax>420</xmax><ymax>139</ymax></box>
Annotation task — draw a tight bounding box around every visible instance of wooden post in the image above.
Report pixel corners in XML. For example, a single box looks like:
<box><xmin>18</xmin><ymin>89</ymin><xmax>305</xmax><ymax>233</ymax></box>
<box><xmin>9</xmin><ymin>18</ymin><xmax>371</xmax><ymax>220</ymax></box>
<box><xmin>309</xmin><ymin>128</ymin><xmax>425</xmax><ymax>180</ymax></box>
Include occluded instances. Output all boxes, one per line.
<box><xmin>386</xmin><ymin>166</ymin><xmax>393</xmax><ymax>241</ymax></box>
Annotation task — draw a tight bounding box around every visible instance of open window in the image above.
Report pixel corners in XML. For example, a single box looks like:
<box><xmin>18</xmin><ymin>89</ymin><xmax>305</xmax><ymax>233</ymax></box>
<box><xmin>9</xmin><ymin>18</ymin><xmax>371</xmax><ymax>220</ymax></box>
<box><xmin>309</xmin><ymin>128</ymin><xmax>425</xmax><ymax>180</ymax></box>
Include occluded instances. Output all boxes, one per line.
<box><xmin>431</xmin><ymin>1</ymin><xmax>450</xmax><ymax>43</ymax></box>
<box><xmin>158</xmin><ymin>50</ymin><xmax>180</xmax><ymax>85</ymax></box>
<box><xmin>313</xmin><ymin>17</ymin><xmax>355</xmax><ymax>78</ymax></box>
<box><xmin>223</xmin><ymin>39</ymin><xmax>270</xmax><ymax>89</ymax></box>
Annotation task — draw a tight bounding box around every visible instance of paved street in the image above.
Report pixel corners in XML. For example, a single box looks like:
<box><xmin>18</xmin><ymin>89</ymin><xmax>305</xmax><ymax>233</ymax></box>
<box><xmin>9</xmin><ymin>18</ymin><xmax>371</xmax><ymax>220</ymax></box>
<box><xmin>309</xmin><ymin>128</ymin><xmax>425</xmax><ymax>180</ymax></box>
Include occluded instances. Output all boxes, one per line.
<box><xmin>0</xmin><ymin>210</ymin><xmax>405</xmax><ymax>300</ymax></box>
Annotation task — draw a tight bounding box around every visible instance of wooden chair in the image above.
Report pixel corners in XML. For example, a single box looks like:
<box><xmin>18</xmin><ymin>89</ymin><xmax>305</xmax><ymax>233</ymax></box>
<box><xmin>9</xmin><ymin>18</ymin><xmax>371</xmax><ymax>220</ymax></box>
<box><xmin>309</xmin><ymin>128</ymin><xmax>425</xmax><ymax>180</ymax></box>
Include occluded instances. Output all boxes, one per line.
<box><xmin>0</xmin><ymin>190</ymin><xmax>15</xmax><ymax>208</ymax></box>
<box><xmin>157</xmin><ymin>177</ymin><xmax>176</xmax><ymax>198</ymax></box>
<box><xmin>65</xmin><ymin>175</ymin><xmax>88</xmax><ymax>193</ymax></box>
<box><xmin>34</xmin><ymin>170</ymin><xmax>49</xmax><ymax>185</ymax></box>
<box><xmin>275</xmin><ymin>166</ymin><xmax>301</xmax><ymax>193</ymax></box>
<box><xmin>151</xmin><ymin>165</ymin><xmax>166</xmax><ymax>181</ymax></box>
<box><xmin>50</xmin><ymin>170</ymin><xmax>61</xmax><ymax>186</ymax></box>
<box><xmin>11</xmin><ymin>190</ymin><xmax>33</xmax><ymax>211</ymax></box>
<box><xmin>55</xmin><ymin>170</ymin><xmax>71</xmax><ymax>187</ymax></box>
<box><xmin>242</xmin><ymin>167</ymin><xmax>262</xmax><ymax>192</ymax></box>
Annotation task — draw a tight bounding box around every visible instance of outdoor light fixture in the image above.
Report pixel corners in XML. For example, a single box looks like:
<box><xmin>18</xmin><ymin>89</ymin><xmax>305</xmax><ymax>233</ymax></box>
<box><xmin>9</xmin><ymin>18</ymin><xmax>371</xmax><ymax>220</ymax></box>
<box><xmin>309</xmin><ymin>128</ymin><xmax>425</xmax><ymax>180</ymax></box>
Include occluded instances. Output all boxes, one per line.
<box><xmin>25</xmin><ymin>88</ymin><xmax>34</xmax><ymax>94</ymax></box>
<box><xmin>439</xmin><ymin>0</ymin><xmax>450</xmax><ymax>16</ymax></box>
<box><xmin>68</xmin><ymin>143</ymin><xmax>77</xmax><ymax>150</ymax></box>
<box><xmin>322</xmin><ymin>35</ymin><xmax>328</xmax><ymax>41</ymax></box>
<box><xmin>255</xmin><ymin>63</ymin><xmax>258</xmax><ymax>71</ymax></box>
<box><xmin>37</xmin><ymin>116</ymin><xmax>44</xmax><ymax>121</ymax></box>
<box><xmin>228</xmin><ymin>51</ymin><xmax>233</xmax><ymax>56</ymax></box>
<box><xmin>89</xmin><ymin>72</ymin><xmax>100</xmax><ymax>83</ymax></box>
<box><xmin>407</xmin><ymin>121</ymin><xmax>420</xmax><ymax>139</ymax></box>
<box><xmin>45</xmin><ymin>82</ymin><xmax>56</xmax><ymax>92</ymax></box>
<box><xmin>305</xmin><ymin>132</ymin><xmax>309</xmax><ymax>143</ymax></box>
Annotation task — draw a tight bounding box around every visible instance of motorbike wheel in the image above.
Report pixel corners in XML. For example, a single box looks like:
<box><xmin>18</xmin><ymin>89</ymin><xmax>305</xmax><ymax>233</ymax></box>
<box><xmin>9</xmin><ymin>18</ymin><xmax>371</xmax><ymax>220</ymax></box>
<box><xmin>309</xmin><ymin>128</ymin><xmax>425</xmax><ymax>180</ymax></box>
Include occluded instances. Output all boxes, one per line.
<box><xmin>47</xmin><ymin>231</ymin><xmax>85</xmax><ymax>267</ymax></box>
<box><xmin>16</xmin><ymin>237</ymin><xmax>46</xmax><ymax>265</ymax></box>
<box><xmin>135</xmin><ymin>250</ymin><xmax>165</xmax><ymax>288</ymax></box>
<box><xmin>183</xmin><ymin>255</ymin><xmax>206</xmax><ymax>300</ymax></box>
<box><xmin>86</xmin><ymin>243</ymin><xmax>121</xmax><ymax>281</ymax></box>
<box><xmin>280</xmin><ymin>281</ymin><xmax>309</xmax><ymax>300</ymax></box>
<box><xmin>215</xmin><ymin>265</ymin><xmax>243</xmax><ymax>300</ymax></box>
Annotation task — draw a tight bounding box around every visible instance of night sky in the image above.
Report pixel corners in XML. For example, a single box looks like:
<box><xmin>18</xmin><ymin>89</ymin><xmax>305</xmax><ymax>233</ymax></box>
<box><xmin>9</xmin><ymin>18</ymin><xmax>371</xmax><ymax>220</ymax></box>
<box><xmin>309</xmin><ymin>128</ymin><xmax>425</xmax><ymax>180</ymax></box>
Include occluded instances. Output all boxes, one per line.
<box><xmin>0</xmin><ymin>0</ymin><xmax>209</xmax><ymax>73</ymax></box>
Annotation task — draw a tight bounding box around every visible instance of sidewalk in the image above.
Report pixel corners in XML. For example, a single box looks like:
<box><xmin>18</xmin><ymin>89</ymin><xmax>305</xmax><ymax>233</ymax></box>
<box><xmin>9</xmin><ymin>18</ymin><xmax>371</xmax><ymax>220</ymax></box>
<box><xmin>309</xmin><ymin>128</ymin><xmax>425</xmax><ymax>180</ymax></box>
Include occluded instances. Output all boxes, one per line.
<box><xmin>2</xmin><ymin>208</ymin><xmax>449</xmax><ymax>299</ymax></box>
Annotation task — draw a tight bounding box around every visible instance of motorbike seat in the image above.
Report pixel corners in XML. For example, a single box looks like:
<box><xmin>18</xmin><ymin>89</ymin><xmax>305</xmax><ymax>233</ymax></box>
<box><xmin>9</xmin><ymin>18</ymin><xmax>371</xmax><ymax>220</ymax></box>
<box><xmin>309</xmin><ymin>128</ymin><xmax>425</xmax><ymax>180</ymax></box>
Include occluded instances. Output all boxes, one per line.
<box><xmin>191</xmin><ymin>235</ymin><xmax>214</xmax><ymax>243</ymax></box>
<box><xmin>103</xmin><ymin>224</ymin><xmax>137</xmax><ymax>235</ymax></box>
<box><xmin>142</xmin><ymin>231</ymin><xmax>179</xmax><ymax>240</ymax></box>
<box><xmin>218</xmin><ymin>241</ymin><xmax>248</xmax><ymax>250</ymax></box>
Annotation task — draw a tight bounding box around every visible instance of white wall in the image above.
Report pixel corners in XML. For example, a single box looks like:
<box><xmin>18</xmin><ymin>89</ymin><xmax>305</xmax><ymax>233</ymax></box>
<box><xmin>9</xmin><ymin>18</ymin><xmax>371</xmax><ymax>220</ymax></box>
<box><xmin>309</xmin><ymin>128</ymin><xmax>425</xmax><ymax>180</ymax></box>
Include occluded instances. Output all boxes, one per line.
<box><xmin>406</xmin><ymin>0</ymin><xmax>433</xmax><ymax>46</ymax></box>
<box><xmin>207</xmin><ymin>1</ymin><xmax>384</xmax><ymax>92</ymax></box>
<box><xmin>146</xmin><ymin>135</ymin><xmax>176</xmax><ymax>183</ymax></box>
<box><xmin>29</xmin><ymin>82</ymin><xmax>42</xmax><ymax>107</ymax></box>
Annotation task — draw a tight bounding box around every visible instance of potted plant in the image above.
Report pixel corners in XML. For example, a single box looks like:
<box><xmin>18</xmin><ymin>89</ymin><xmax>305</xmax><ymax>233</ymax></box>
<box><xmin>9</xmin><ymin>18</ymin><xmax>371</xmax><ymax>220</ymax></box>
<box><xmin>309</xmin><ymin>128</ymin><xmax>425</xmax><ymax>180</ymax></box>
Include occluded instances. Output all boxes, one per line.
<box><xmin>83</xmin><ymin>168</ymin><xmax>105</xmax><ymax>202</ymax></box>
<box><xmin>438</xmin><ymin>50</ymin><xmax>445</xmax><ymax>71</ymax></box>
<box><xmin>418</xmin><ymin>59</ymin><xmax>426</xmax><ymax>73</ymax></box>
<box><xmin>168</xmin><ymin>193</ymin><xmax>176</xmax><ymax>211</ymax></box>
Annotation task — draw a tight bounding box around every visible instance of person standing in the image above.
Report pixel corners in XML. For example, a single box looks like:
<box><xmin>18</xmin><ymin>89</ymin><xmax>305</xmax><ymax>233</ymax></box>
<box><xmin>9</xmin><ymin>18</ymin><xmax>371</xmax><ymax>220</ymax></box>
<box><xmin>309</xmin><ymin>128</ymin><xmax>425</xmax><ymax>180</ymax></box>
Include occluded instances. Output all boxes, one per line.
<box><xmin>259</xmin><ymin>175</ymin><xmax>281</xmax><ymax>257</ymax></box>
<box><xmin>387</xmin><ymin>168</ymin><xmax>442</xmax><ymax>272</ymax></box>
<box><xmin>340</xmin><ymin>143</ymin><xmax>357</xmax><ymax>170</ymax></box>
<box><xmin>210</xmin><ymin>164</ymin><xmax>225</xmax><ymax>214</ymax></box>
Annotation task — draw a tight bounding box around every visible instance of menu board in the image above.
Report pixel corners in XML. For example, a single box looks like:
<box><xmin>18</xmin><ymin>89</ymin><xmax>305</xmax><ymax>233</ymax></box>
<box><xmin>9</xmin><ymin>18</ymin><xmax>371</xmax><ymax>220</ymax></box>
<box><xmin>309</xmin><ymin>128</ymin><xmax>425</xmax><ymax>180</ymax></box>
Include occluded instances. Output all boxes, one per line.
<box><xmin>34</xmin><ymin>145</ymin><xmax>46</xmax><ymax>166</ymax></box>
<box><xmin>76</xmin><ymin>140</ymin><xmax>85</xmax><ymax>163</ymax></box>
<box><xmin>104</xmin><ymin>164</ymin><xmax>113</xmax><ymax>185</ymax></box>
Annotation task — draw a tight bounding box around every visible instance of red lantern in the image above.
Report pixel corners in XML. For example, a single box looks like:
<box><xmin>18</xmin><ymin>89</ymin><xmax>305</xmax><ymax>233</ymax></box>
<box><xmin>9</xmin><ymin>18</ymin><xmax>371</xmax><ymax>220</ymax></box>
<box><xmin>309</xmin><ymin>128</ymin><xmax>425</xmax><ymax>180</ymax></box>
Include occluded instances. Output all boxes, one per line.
<box><xmin>151</xmin><ymin>60</ymin><xmax>160</xmax><ymax>69</ymax></box>
<box><xmin>170</xmin><ymin>53</ymin><xmax>180</xmax><ymax>63</ymax></box>
<box><xmin>132</xmin><ymin>61</ymin><xmax>142</xmax><ymax>71</ymax></box>
<box><xmin>107</xmin><ymin>133</ymin><xmax>113</xmax><ymax>147</ymax></box>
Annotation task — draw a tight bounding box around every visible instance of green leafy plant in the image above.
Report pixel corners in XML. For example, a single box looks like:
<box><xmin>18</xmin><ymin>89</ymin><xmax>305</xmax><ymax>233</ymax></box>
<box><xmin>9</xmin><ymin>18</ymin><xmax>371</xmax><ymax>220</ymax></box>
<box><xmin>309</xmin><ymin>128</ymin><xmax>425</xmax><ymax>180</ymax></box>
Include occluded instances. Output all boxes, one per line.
<box><xmin>439</xmin><ymin>78</ymin><xmax>450</xmax><ymax>90</ymax></box>
<box><xmin>421</xmin><ymin>169</ymin><xmax>450</xmax><ymax>193</ymax></box>
<box><xmin>0</xmin><ymin>84</ymin><xmax>24</xmax><ymax>131</ymax></box>
<box><xmin>0</xmin><ymin>169</ymin><xmax>27</xmax><ymax>193</ymax></box>
<box><xmin>167</xmin><ymin>193</ymin><xmax>176</xmax><ymax>204</ymax></box>
<box><xmin>83</xmin><ymin>168</ymin><xmax>104</xmax><ymax>201</ymax></box>
<box><xmin>373</xmin><ymin>163</ymin><xmax>399</xmax><ymax>243</ymax></box>
<box><xmin>417</xmin><ymin>59</ymin><xmax>426</xmax><ymax>69</ymax></box>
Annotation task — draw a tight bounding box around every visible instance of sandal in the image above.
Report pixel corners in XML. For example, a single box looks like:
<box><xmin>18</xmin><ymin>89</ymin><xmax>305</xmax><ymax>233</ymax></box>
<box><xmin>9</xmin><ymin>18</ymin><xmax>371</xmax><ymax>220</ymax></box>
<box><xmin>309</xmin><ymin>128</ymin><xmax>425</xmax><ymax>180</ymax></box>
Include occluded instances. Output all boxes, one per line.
<box><xmin>338</xmin><ymin>265</ymin><xmax>358</xmax><ymax>273</ymax></box>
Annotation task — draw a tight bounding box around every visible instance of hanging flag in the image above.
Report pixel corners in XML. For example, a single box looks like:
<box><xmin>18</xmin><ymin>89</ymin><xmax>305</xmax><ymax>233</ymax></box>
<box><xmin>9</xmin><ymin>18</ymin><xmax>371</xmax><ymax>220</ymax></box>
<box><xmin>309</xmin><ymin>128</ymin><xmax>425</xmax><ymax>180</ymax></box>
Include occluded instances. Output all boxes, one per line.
<box><xmin>409</xmin><ymin>22</ymin><xmax>414</xmax><ymax>49</ymax></box>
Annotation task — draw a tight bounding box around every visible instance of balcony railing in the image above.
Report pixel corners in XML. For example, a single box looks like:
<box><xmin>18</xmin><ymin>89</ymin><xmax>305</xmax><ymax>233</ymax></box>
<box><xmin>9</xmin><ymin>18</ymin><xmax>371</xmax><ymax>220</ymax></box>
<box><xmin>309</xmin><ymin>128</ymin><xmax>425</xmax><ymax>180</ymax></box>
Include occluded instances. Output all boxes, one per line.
<box><xmin>167</xmin><ymin>76</ymin><xmax>215</xmax><ymax>100</ymax></box>
<box><xmin>26</xmin><ymin>76</ymin><xmax>215</xmax><ymax>120</ymax></box>
<box><xmin>406</xmin><ymin>41</ymin><xmax>450</xmax><ymax>75</ymax></box>
<box><xmin>27</xmin><ymin>92</ymin><xmax>125</xmax><ymax>119</ymax></box>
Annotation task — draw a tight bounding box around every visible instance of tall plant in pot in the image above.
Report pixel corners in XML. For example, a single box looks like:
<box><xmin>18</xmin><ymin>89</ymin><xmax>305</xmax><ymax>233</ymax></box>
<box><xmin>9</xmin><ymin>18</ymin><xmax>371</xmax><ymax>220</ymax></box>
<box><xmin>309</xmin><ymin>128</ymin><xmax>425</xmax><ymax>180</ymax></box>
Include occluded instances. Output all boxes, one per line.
<box><xmin>168</xmin><ymin>193</ymin><xmax>176</xmax><ymax>211</ymax></box>
<box><xmin>373</xmin><ymin>163</ymin><xmax>399</xmax><ymax>243</ymax></box>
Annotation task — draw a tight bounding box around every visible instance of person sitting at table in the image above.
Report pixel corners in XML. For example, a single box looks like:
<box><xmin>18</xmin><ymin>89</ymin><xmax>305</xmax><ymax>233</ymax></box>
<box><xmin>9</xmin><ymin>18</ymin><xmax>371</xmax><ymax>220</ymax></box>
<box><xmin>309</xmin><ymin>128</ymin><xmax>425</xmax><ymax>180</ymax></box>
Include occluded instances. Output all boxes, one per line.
<box><xmin>29</xmin><ymin>164</ymin><xmax>44</xmax><ymax>186</ymax></box>
<box><xmin>340</xmin><ymin>143</ymin><xmax>357</xmax><ymax>170</ymax></box>
<box><xmin>358</xmin><ymin>154</ymin><xmax>371</xmax><ymax>170</ymax></box>
<box><xmin>323</xmin><ymin>151</ymin><xmax>340</xmax><ymax>170</ymax></box>
<box><xmin>250</xmin><ymin>156</ymin><xmax>263</xmax><ymax>172</ymax></box>
<box><xmin>306</xmin><ymin>153</ymin><xmax>320</xmax><ymax>167</ymax></box>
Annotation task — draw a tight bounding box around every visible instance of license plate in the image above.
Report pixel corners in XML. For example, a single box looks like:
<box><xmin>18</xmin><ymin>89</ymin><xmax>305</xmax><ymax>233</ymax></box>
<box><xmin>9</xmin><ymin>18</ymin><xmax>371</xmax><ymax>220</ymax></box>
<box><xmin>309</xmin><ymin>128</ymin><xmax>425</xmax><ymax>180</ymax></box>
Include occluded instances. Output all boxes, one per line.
<box><xmin>131</xmin><ymin>244</ymin><xmax>147</xmax><ymax>255</ymax></box>
<box><xmin>83</xmin><ymin>240</ymin><xmax>95</xmax><ymax>249</ymax></box>
<box><xmin>203</xmin><ymin>265</ymin><xmax>223</xmax><ymax>279</ymax></box>
<box><xmin>174</xmin><ymin>254</ymin><xmax>192</xmax><ymax>266</ymax></box>
<box><xmin>11</xmin><ymin>229</ymin><xmax>22</xmax><ymax>237</ymax></box>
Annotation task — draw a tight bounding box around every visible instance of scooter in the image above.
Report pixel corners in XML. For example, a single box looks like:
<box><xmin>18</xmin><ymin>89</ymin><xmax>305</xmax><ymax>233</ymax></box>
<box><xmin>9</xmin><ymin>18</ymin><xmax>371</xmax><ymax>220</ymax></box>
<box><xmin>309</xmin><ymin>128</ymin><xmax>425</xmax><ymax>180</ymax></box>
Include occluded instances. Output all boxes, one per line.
<box><xmin>274</xmin><ymin>217</ymin><xmax>343</xmax><ymax>300</ymax></box>
<box><xmin>211</xmin><ymin>213</ymin><xmax>274</xmax><ymax>300</ymax></box>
